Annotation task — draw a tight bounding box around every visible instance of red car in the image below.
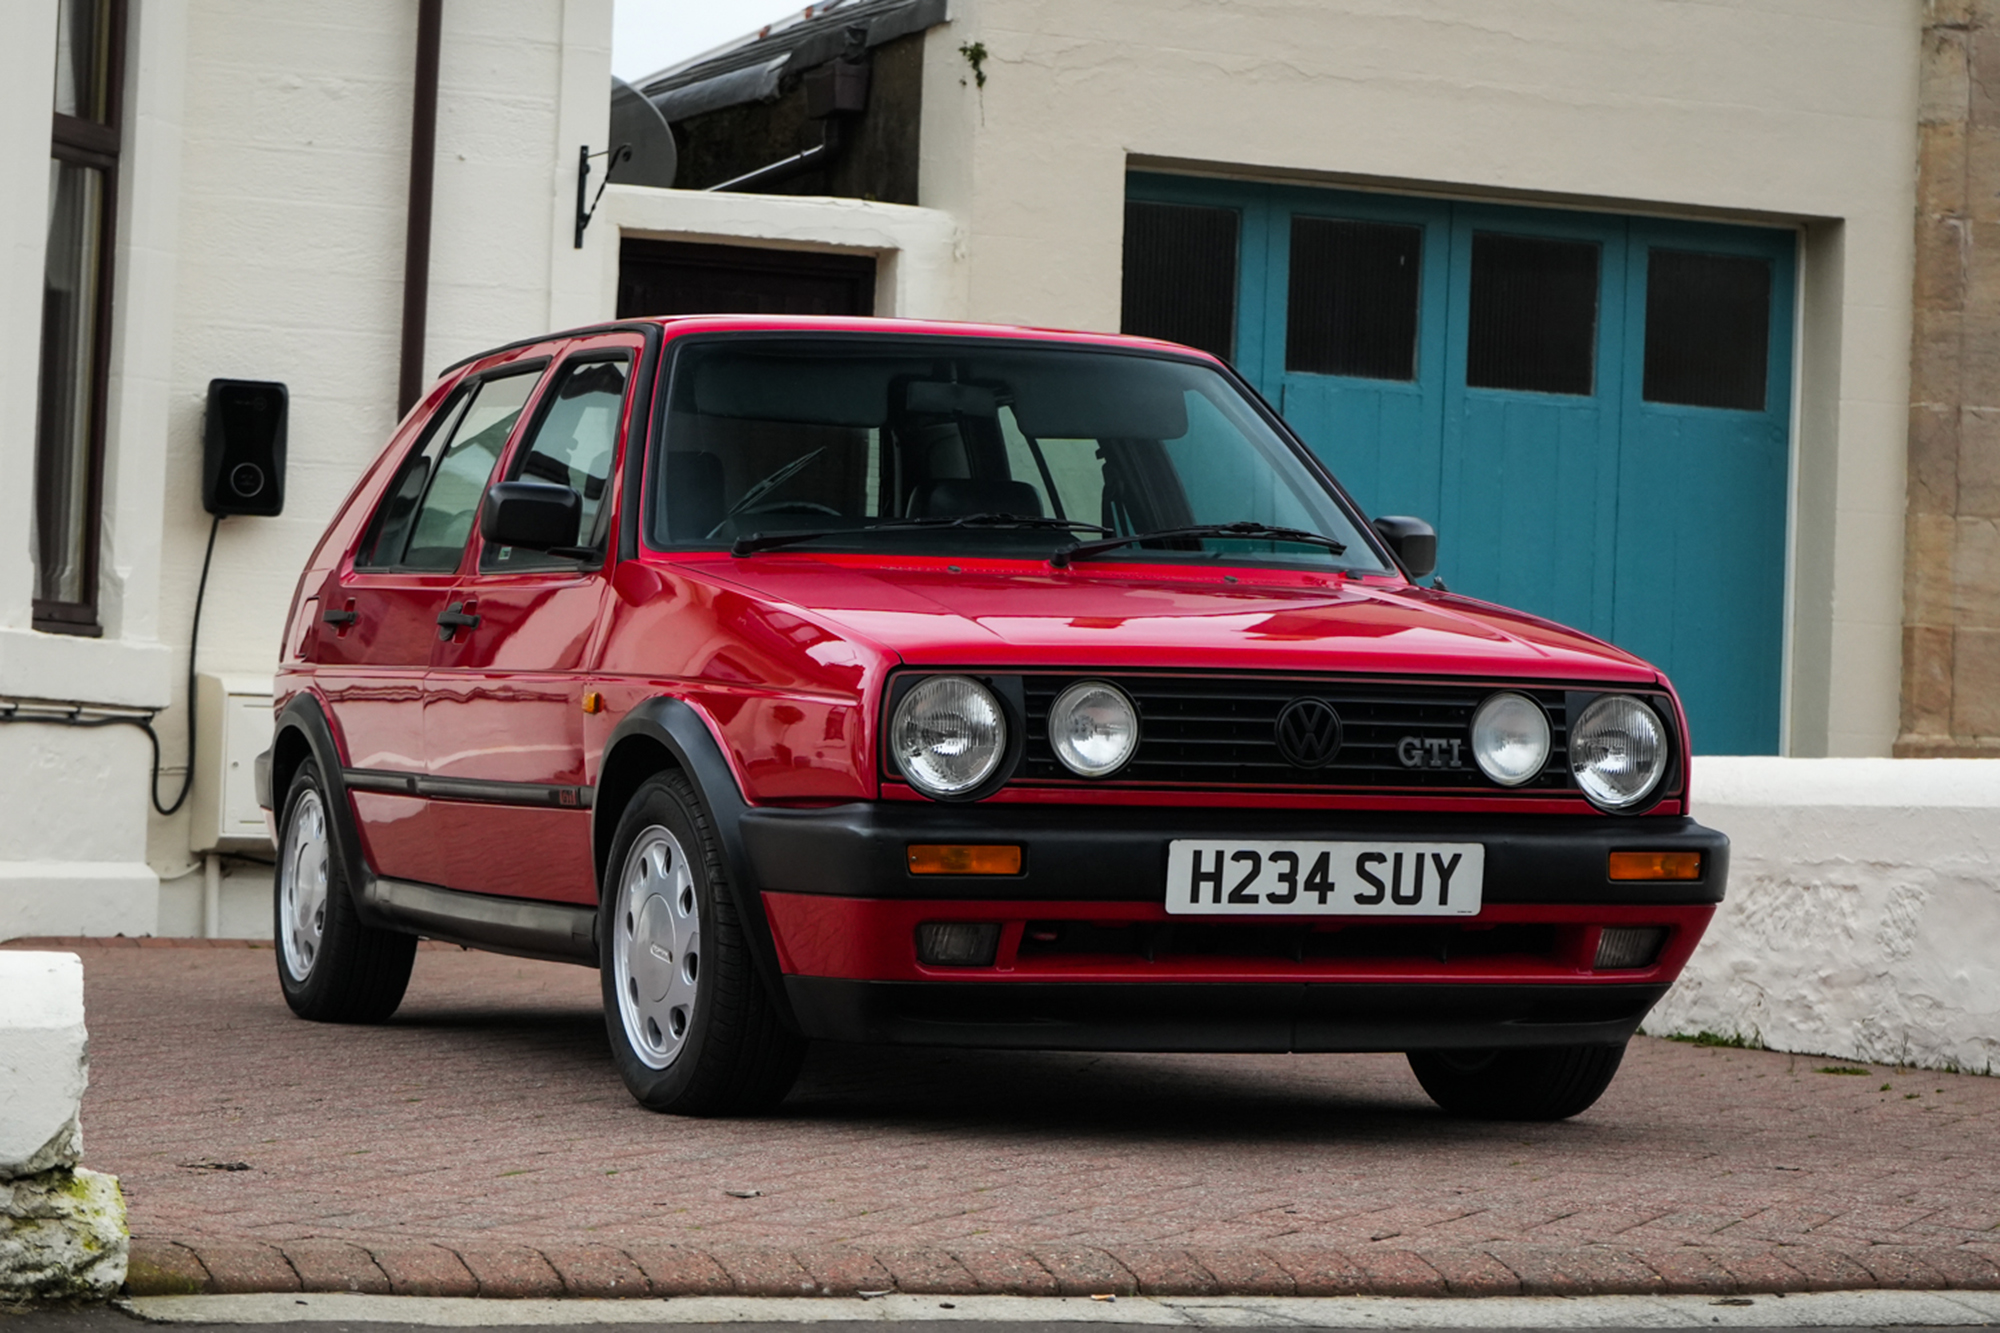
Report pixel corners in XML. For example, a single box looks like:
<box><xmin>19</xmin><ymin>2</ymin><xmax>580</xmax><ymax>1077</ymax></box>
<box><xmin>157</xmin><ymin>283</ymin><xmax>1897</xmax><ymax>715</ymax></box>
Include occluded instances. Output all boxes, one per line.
<box><xmin>260</xmin><ymin>315</ymin><xmax>1727</xmax><ymax>1120</ymax></box>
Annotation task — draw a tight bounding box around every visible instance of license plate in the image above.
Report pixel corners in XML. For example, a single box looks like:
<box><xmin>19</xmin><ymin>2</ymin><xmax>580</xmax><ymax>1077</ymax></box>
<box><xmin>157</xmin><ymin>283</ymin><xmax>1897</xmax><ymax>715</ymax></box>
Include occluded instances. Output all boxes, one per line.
<box><xmin>1165</xmin><ymin>840</ymin><xmax>1484</xmax><ymax>916</ymax></box>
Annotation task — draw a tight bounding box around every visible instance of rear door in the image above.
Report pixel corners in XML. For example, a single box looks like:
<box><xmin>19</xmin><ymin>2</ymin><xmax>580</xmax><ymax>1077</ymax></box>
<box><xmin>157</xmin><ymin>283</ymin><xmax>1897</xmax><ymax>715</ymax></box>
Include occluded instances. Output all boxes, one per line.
<box><xmin>422</xmin><ymin>336</ymin><xmax>641</xmax><ymax>904</ymax></box>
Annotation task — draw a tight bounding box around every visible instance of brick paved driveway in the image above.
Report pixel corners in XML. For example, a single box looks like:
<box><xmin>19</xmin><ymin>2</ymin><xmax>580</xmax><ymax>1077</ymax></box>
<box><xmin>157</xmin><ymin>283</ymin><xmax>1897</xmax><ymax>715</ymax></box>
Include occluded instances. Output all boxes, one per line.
<box><xmin>20</xmin><ymin>942</ymin><xmax>2000</xmax><ymax>1298</ymax></box>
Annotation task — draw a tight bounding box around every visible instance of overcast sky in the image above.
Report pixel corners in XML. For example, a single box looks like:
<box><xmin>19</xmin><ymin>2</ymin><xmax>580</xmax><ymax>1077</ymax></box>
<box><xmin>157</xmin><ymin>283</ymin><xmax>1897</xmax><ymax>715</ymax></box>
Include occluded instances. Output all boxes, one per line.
<box><xmin>613</xmin><ymin>0</ymin><xmax>808</xmax><ymax>83</ymax></box>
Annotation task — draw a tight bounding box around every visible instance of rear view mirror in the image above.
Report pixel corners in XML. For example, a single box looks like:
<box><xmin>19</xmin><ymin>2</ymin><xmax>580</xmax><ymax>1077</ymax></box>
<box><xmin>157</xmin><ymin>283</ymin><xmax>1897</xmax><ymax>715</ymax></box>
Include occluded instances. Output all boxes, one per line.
<box><xmin>1372</xmin><ymin>515</ymin><xmax>1438</xmax><ymax>579</ymax></box>
<box><xmin>480</xmin><ymin>480</ymin><xmax>580</xmax><ymax>551</ymax></box>
<box><xmin>904</xmin><ymin>380</ymin><xmax>998</xmax><ymax>416</ymax></box>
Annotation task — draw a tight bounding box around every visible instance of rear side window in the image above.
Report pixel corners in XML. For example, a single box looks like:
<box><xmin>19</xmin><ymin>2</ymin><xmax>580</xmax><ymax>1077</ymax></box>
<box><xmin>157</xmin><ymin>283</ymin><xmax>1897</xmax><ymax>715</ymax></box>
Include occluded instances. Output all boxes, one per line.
<box><xmin>357</xmin><ymin>369</ymin><xmax>541</xmax><ymax>571</ymax></box>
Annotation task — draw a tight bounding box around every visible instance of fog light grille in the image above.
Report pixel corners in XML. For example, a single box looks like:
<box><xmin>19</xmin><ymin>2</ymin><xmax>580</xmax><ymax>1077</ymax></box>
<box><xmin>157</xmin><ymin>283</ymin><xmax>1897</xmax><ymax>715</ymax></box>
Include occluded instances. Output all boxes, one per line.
<box><xmin>1594</xmin><ymin>926</ymin><xmax>1667</xmax><ymax>970</ymax></box>
<box><xmin>915</xmin><ymin>922</ymin><xmax>1001</xmax><ymax>967</ymax></box>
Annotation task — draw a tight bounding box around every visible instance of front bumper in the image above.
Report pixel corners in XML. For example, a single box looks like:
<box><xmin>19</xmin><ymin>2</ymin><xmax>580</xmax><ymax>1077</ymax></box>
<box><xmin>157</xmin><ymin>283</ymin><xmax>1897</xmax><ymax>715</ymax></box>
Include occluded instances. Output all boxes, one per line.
<box><xmin>740</xmin><ymin>802</ymin><xmax>1726</xmax><ymax>1051</ymax></box>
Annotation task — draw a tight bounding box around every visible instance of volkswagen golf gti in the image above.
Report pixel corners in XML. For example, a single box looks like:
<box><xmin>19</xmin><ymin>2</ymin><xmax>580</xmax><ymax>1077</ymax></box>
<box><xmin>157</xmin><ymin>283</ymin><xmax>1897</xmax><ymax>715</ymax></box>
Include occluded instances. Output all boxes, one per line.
<box><xmin>261</xmin><ymin>315</ymin><xmax>1727</xmax><ymax>1119</ymax></box>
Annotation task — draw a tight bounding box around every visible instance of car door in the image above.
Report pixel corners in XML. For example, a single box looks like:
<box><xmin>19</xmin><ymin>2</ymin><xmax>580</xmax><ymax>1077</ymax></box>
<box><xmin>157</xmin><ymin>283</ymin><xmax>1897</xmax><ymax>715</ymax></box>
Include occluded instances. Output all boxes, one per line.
<box><xmin>319</xmin><ymin>363</ymin><xmax>545</xmax><ymax>886</ymax></box>
<box><xmin>421</xmin><ymin>338</ymin><xmax>640</xmax><ymax>904</ymax></box>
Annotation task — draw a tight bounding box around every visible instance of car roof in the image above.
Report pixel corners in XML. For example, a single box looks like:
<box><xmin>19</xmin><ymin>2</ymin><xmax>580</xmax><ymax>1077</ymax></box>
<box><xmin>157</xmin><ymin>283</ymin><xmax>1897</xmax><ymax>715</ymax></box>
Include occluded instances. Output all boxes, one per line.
<box><xmin>441</xmin><ymin>315</ymin><xmax>1216</xmax><ymax>377</ymax></box>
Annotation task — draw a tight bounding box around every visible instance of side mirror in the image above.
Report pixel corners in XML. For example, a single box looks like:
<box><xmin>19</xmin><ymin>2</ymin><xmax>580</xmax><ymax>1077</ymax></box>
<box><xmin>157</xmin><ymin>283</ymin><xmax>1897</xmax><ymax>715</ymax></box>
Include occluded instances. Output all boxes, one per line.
<box><xmin>480</xmin><ymin>480</ymin><xmax>580</xmax><ymax>551</ymax></box>
<box><xmin>1372</xmin><ymin>515</ymin><xmax>1438</xmax><ymax>580</ymax></box>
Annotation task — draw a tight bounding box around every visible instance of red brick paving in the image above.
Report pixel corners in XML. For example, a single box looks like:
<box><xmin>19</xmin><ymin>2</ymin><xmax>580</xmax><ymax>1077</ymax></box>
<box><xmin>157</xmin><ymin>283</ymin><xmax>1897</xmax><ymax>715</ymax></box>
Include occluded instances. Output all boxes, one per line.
<box><xmin>14</xmin><ymin>941</ymin><xmax>2000</xmax><ymax>1297</ymax></box>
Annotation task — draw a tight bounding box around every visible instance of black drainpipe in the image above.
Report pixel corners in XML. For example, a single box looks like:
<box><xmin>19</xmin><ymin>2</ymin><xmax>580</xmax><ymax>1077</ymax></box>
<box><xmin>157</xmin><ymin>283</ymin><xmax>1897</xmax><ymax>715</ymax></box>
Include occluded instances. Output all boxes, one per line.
<box><xmin>397</xmin><ymin>0</ymin><xmax>444</xmax><ymax>418</ymax></box>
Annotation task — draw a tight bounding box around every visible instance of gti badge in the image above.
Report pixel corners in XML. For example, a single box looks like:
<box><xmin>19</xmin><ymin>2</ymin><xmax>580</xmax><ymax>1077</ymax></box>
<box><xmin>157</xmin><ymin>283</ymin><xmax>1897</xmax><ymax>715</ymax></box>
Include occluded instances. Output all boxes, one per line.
<box><xmin>1274</xmin><ymin>697</ymin><xmax>1342</xmax><ymax>768</ymax></box>
<box><xmin>1398</xmin><ymin>736</ymin><xmax>1465</xmax><ymax>769</ymax></box>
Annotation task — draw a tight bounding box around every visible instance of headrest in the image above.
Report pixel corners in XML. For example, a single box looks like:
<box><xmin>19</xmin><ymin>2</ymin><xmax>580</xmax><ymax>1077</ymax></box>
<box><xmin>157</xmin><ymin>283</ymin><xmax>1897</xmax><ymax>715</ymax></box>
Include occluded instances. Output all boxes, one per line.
<box><xmin>663</xmin><ymin>451</ymin><xmax>725</xmax><ymax>541</ymax></box>
<box><xmin>909</xmin><ymin>477</ymin><xmax>1045</xmax><ymax>519</ymax></box>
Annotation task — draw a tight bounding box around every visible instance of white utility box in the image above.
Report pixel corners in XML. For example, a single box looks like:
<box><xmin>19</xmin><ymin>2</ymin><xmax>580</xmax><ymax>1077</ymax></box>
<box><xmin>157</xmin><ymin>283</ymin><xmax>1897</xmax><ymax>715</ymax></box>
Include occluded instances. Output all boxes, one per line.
<box><xmin>190</xmin><ymin>673</ymin><xmax>275</xmax><ymax>851</ymax></box>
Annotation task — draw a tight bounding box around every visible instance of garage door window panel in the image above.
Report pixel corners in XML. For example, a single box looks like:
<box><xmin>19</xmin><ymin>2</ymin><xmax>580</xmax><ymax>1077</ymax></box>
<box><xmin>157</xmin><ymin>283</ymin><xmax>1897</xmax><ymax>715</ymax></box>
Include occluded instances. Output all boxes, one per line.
<box><xmin>1121</xmin><ymin>200</ymin><xmax>1240</xmax><ymax>363</ymax></box>
<box><xmin>1285</xmin><ymin>217</ymin><xmax>1423</xmax><ymax>381</ymax></box>
<box><xmin>1466</xmin><ymin>233</ymin><xmax>1601</xmax><ymax>396</ymax></box>
<box><xmin>1641</xmin><ymin>249</ymin><xmax>1773</xmax><ymax>411</ymax></box>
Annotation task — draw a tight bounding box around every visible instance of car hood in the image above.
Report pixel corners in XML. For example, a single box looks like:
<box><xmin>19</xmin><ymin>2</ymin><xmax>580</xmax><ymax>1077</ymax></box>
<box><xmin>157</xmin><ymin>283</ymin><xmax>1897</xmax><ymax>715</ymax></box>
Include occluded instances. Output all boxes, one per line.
<box><xmin>694</xmin><ymin>557</ymin><xmax>1660</xmax><ymax>684</ymax></box>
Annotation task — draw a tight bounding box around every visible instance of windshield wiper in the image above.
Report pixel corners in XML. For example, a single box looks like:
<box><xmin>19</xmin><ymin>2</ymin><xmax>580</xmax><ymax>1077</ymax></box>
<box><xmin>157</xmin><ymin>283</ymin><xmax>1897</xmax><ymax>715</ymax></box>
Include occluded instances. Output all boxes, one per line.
<box><xmin>1049</xmin><ymin>521</ymin><xmax>1347</xmax><ymax>569</ymax></box>
<box><xmin>731</xmin><ymin>513</ymin><xmax>1111</xmax><ymax>556</ymax></box>
<box><xmin>718</xmin><ymin>447</ymin><xmax>827</xmax><ymax>523</ymax></box>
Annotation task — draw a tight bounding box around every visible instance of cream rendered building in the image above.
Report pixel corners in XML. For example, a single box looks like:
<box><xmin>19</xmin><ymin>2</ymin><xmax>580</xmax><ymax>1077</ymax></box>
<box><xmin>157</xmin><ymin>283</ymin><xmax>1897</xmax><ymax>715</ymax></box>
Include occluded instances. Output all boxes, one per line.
<box><xmin>0</xmin><ymin>0</ymin><xmax>1978</xmax><ymax>942</ymax></box>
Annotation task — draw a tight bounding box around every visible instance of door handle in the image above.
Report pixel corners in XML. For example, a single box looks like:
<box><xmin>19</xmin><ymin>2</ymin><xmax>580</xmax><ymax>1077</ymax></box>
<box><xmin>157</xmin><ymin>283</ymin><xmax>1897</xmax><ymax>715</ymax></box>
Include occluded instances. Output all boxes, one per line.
<box><xmin>323</xmin><ymin>608</ymin><xmax>358</xmax><ymax>626</ymax></box>
<box><xmin>436</xmin><ymin>601</ymin><xmax>482</xmax><ymax>640</ymax></box>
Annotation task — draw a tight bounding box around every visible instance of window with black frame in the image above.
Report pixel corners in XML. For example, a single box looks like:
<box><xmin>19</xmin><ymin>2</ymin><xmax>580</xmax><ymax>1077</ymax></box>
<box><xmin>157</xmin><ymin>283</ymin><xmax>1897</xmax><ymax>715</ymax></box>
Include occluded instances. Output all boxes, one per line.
<box><xmin>34</xmin><ymin>0</ymin><xmax>125</xmax><ymax>634</ymax></box>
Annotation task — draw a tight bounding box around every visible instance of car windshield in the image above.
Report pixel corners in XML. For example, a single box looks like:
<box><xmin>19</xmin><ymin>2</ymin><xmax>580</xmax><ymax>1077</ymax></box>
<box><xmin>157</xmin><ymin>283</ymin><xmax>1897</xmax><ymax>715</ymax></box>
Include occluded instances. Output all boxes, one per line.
<box><xmin>650</xmin><ymin>336</ymin><xmax>1389</xmax><ymax>572</ymax></box>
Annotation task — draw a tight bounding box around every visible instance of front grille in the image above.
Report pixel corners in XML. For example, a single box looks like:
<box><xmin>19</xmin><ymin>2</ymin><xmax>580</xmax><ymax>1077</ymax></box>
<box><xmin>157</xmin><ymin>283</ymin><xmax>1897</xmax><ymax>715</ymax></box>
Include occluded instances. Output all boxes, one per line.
<box><xmin>1019</xmin><ymin>674</ymin><xmax>1571</xmax><ymax>792</ymax></box>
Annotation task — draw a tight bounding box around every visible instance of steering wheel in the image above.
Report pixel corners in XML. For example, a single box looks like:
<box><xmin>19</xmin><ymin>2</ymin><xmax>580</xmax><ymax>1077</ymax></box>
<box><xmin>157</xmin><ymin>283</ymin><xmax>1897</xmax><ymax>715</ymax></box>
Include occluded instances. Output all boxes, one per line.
<box><xmin>737</xmin><ymin>502</ymin><xmax>842</xmax><ymax>518</ymax></box>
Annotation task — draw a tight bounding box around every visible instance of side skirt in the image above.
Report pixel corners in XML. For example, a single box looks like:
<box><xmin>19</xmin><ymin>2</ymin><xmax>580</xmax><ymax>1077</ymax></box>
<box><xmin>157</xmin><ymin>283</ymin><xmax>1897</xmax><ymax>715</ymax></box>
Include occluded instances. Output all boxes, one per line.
<box><xmin>362</xmin><ymin>876</ymin><xmax>598</xmax><ymax>967</ymax></box>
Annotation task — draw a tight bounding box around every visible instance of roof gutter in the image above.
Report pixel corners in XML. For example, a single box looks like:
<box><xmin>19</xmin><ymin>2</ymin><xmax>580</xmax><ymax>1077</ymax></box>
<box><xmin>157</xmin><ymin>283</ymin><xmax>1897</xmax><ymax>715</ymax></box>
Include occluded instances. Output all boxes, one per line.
<box><xmin>397</xmin><ymin>0</ymin><xmax>443</xmax><ymax>417</ymax></box>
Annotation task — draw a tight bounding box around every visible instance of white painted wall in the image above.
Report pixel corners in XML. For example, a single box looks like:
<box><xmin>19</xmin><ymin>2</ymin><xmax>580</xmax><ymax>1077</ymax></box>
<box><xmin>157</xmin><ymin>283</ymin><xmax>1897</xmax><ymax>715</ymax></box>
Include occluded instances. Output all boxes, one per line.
<box><xmin>603</xmin><ymin>184</ymin><xmax>965</xmax><ymax>318</ymax></box>
<box><xmin>0</xmin><ymin>0</ymin><xmax>185</xmax><ymax>941</ymax></box>
<box><xmin>1647</xmin><ymin>757</ymin><xmax>2000</xmax><ymax>1074</ymax></box>
<box><xmin>1</xmin><ymin>0</ymin><xmax>614</xmax><ymax>941</ymax></box>
<box><xmin>919</xmin><ymin>0</ymin><xmax>1922</xmax><ymax>756</ymax></box>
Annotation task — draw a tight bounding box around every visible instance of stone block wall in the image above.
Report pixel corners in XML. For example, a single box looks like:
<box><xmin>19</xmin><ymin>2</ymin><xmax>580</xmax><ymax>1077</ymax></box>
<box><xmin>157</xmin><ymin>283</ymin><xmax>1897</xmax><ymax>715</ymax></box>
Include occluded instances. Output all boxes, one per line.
<box><xmin>1903</xmin><ymin>0</ymin><xmax>2000</xmax><ymax>756</ymax></box>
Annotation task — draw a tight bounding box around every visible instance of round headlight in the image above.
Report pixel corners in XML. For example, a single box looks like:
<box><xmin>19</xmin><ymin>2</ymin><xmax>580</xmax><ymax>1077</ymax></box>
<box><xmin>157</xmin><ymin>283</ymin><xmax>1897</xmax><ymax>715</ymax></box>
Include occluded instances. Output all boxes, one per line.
<box><xmin>1570</xmin><ymin>694</ymin><xmax>1668</xmax><ymax>809</ymax></box>
<box><xmin>891</xmin><ymin>675</ymin><xmax>1007</xmax><ymax>798</ymax></box>
<box><xmin>1048</xmin><ymin>680</ymin><xmax>1139</xmax><ymax>777</ymax></box>
<box><xmin>1471</xmin><ymin>691</ymin><xmax>1552</xmax><ymax>787</ymax></box>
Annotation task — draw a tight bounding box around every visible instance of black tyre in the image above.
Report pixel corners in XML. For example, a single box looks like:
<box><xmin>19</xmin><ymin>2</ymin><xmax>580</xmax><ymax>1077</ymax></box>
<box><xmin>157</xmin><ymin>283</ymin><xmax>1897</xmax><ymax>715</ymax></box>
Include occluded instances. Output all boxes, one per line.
<box><xmin>1407</xmin><ymin>1042</ymin><xmax>1627</xmax><ymax>1120</ymax></box>
<box><xmin>274</xmin><ymin>758</ymin><xmax>416</xmax><ymax>1022</ymax></box>
<box><xmin>600</xmin><ymin>770</ymin><xmax>805</xmax><ymax>1115</ymax></box>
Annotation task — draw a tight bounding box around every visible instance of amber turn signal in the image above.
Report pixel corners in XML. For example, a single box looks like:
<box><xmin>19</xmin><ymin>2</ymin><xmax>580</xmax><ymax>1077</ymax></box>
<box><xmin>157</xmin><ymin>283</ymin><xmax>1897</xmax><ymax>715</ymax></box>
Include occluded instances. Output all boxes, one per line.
<box><xmin>1608</xmin><ymin>850</ymin><xmax>1703</xmax><ymax>881</ymax></box>
<box><xmin>907</xmin><ymin>844</ymin><xmax>1023</xmax><ymax>875</ymax></box>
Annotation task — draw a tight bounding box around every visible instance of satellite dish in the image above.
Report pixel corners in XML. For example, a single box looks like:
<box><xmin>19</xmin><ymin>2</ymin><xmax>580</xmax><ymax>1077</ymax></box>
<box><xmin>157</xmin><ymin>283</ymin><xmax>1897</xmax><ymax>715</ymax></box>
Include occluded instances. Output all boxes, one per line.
<box><xmin>610</xmin><ymin>76</ymin><xmax>677</xmax><ymax>189</ymax></box>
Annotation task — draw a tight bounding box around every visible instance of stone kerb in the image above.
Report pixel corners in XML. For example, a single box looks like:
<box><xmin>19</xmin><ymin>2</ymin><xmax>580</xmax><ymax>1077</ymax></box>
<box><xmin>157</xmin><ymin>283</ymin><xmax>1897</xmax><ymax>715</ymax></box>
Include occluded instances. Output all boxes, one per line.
<box><xmin>1646</xmin><ymin>758</ymin><xmax>2000</xmax><ymax>1072</ymax></box>
<box><xmin>0</xmin><ymin>952</ymin><xmax>126</xmax><ymax>1300</ymax></box>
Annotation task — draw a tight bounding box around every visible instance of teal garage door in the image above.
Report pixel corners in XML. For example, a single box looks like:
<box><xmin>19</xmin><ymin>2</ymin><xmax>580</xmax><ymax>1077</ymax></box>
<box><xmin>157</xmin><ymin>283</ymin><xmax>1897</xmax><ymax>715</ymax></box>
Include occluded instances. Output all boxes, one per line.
<box><xmin>1123</xmin><ymin>175</ymin><xmax>1795</xmax><ymax>755</ymax></box>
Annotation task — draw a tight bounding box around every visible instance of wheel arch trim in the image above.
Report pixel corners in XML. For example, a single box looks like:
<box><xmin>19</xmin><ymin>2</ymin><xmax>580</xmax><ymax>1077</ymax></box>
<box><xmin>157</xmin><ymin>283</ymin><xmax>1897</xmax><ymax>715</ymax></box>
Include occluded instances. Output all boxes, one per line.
<box><xmin>270</xmin><ymin>692</ymin><xmax>392</xmax><ymax>930</ymax></box>
<box><xmin>594</xmin><ymin>696</ymin><xmax>799</xmax><ymax>1030</ymax></box>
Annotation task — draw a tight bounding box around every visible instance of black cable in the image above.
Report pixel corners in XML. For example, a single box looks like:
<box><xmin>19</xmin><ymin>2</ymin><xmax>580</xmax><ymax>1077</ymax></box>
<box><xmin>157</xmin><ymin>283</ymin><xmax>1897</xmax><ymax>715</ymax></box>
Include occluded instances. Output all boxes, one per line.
<box><xmin>155</xmin><ymin>514</ymin><xmax>222</xmax><ymax>815</ymax></box>
<box><xmin>0</xmin><ymin>515</ymin><xmax>220</xmax><ymax>818</ymax></box>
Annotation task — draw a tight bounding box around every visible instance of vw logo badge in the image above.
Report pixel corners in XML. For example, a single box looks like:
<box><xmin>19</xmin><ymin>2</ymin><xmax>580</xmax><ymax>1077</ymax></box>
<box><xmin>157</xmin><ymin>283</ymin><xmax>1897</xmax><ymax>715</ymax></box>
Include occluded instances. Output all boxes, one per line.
<box><xmin>1274</xmin><ymin>697</ymin><xmax>1342</xmax><ymax>768</ymax></box>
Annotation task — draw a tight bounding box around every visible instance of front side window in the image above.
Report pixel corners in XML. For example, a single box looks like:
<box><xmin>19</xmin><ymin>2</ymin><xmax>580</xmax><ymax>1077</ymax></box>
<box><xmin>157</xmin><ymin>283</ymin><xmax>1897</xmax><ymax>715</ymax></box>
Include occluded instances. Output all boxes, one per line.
<box><xmin>651</xmin><ymin>338</ymin><xmax>1387</xmax><ymax>571</ymax></box>
<box><xmin>358</xmin><ymin>369</ymin><xmax>541</xmax><ymax>572</ymax></box>
<box><xmin>34</xmin><ymin>0</ymin><xmax>124</xmax><ymax>632</ymax></box>
<box><xmin>484</xmin><ymin>356</ymin><xmax>628</xmax><ymax>569</ymax></box>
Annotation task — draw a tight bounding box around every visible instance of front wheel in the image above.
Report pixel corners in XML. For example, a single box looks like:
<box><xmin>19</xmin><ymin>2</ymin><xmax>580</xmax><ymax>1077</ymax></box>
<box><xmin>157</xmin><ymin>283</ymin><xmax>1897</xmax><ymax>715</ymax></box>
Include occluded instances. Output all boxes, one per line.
<box><xmin>600</xmin><ymin>771</ymin><xmax>804</xmax><ymax>1115</ymax></box>
<box><xmin>1407</xmin><ymin>1042</ymin><xmax>1627</xmax><ymax>1120</ymax></box>
<box><xmin>274</xmin><ymin>758</ymin><xmax>415</xmax><ymax>1023</ymax></box>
